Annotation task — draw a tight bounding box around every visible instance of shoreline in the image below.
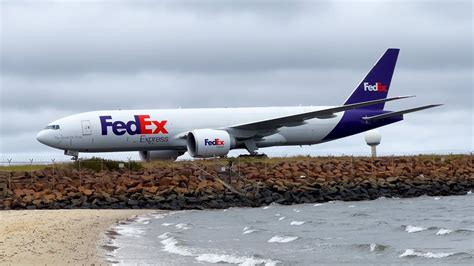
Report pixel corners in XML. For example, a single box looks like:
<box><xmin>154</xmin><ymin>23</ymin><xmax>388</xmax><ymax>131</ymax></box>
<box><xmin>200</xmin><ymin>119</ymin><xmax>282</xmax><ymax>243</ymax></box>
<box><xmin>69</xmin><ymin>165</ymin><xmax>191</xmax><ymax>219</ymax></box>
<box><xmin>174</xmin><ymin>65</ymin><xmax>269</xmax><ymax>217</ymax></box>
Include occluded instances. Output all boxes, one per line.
<box><xmin>0</xmin><ymin>209</ymin><xmax>155</xmax><ymax>265</ymax></box>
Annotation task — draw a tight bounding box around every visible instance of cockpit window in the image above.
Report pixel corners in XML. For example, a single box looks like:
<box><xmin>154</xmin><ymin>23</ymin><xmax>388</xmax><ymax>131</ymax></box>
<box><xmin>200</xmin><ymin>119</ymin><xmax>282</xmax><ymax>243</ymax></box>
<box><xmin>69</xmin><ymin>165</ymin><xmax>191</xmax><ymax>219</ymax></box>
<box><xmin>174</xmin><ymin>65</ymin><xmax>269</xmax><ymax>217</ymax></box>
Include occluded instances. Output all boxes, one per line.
<box><xmin>44</xmin><ymin>125</ymin><xmax>60</xmax><ymax>130</ymax></box>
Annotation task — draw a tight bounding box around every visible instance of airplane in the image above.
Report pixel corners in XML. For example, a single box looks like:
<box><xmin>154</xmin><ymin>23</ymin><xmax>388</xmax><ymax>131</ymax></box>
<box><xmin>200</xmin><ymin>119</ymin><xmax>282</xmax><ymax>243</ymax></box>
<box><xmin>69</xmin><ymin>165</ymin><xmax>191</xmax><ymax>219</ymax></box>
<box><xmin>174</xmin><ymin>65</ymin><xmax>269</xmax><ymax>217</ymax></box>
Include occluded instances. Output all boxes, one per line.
<box><xmin>36</xmin><ymin>48</ymin><xmax>441</xmax><ymax>160</ymax></box>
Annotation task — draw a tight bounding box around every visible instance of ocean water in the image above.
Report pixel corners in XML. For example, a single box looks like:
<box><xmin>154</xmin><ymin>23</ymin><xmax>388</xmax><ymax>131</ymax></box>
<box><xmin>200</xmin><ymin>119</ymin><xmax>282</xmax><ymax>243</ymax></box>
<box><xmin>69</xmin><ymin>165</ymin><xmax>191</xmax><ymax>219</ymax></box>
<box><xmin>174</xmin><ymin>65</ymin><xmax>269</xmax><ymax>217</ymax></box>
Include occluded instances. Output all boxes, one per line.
<box><xmin>108</xmin><ymin>192</ymin><xmax>474</xmax><ymax>265</ymax></box>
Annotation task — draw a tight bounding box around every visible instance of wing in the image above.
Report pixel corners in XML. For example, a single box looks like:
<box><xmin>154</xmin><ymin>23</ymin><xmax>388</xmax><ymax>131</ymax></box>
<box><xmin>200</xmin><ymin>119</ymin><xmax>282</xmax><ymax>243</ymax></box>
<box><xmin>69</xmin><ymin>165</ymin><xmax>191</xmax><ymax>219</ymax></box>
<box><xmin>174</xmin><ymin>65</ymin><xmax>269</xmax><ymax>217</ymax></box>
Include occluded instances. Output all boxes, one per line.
<box><xmin>362</xmin><ymin>104</ymin><xmax>443</xmax><ymax>122</ymax></box>
<box><xmin>224</xmin><ymin>95</ymin><xmax>414</xmax><ymax>138</ymax></box>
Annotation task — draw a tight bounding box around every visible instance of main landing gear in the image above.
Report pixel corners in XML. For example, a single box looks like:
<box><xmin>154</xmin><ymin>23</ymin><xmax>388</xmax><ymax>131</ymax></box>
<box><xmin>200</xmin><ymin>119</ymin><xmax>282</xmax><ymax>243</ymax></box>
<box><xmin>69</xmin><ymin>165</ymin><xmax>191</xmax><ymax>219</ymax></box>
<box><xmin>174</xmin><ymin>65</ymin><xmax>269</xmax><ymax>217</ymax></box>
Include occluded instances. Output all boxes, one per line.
<box><xmin>241</xmin><ymin>140</ymin><xmax>268</xmax><ymax>158</ymax></box>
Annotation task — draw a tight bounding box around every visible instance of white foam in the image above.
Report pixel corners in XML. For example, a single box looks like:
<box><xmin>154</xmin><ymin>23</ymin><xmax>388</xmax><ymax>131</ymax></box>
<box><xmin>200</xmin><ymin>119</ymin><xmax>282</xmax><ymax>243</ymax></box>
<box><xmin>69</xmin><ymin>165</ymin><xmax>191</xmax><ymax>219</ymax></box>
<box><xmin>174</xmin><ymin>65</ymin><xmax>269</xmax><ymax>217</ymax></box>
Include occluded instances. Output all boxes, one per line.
<box><xmin>313</xmin><ymin>203</ymin><xmax>324</xmax><ymax>207</ymax></box>
<box><xmin>290</xmin><ymin>221</ymin><xmax>305</xmax><ymax>226</ymax></box>
<box><xmin>467</xmin><ymin>190</ymin><xmax>472</xmax><ymax>195</ymax></box>
<box><xmin>262</xmin><ymin>206</ymin><xmax>271</xmax><ymax>210</ymax></box>
<box><xmin>114</xmin><ymin>225</ymin><xmax>145</xmax><ymax>237</ymax></box>
<box><xmin>158</xmin><ymin>232</ymin><xmax>171</xmax><ymax>239</ymax></box>
<box><xmin>162</xmin><ymin>223</ymin><xmax>174</xmax><ymax>227</ymax></box>
<box><xmin>159</xmin><ymin>235</ymin><xmax>193</xmax><ymax>256</ymax></box>
<box><xmin>434</xmin><ymin>197</ymin><xmax>441</xmax><ymax>200</ymax></box>
<box><xmin>152</xmin><ymin>213</ymin><xmax>166</xmax><ymax>219</ymax></box>
<box><xmin>405</xmin><ymin>225</ymin><xmax>427</xmax><ymax>233</ymax></box>
<box><xmin>135</xmin><ymin>216</ymin><xmax>151</xmax><ymax>224</ymax></box>
<box><xmin>369</xmin><ymin>243</ymin><xmax>377</xmax><ymax>252</ymax></box>
<box><xmin>399</xmin><ymin>249</ymin><xmax>454</xmax><ymax>258</ymax></box>
<box><xmin>268</xmin><ymin>235</ymin><xmax>298</xmax><ymax>243</ymax></box>
<box><xmin>175</xmin><ymin>223</ymin><xmax>190</xmax><ymax>230</ymax></box>
<box><xmin>278</xmin><ymin>216</ymin><xmax>286</xmax><ymax>221</ymax></box>
<box><xmin>158</xmin><ymin>232</ymin><xmax>279</xmax><ymax>265</ymax></box>
<box><xmin>242</xmin><ymin>229</ymin><xmax>257</xmax><ymax>235</ymax></box>
<box><xmin>348</xmin><ymin>205</ymin><xmax>355</xmax><ymax>208</ymax></box>
<box><xmin>195</xmin><ymin>253</ymin><xmax>278</xmax><ymax>266</ymax></box>
<box><xmin>242</xmin><ymin>226</ymin><xmax>256</xmax><ymax>234</ymax></box>
<box><xmin>436</xmin><ymin>228</ymin><xmax>454</xmax><ymax>235</ymax></box>
<box><xmin>293</xmin><ymin>209</ymin><xmax>301</xmax><ymax>213</ymax></box>
<box><xmin>274</xmin><ymin>213</ymin><xmax>281</xmax><ymax>217</ymax></box>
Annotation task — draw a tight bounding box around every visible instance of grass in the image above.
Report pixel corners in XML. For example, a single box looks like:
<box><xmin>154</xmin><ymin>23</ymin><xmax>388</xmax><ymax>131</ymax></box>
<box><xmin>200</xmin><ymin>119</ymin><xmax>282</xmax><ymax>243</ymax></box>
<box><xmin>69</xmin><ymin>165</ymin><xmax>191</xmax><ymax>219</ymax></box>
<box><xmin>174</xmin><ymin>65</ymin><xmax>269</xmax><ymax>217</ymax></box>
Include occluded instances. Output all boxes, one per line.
<box><xmin>0</xmin><ymin>154</ymin><xmax>470</xmax><ymax>172</ymax></box>
<box><xmin>0</xmin><ymin>163</ymin><xmax>69</xmax><ymax>172</ymax></box>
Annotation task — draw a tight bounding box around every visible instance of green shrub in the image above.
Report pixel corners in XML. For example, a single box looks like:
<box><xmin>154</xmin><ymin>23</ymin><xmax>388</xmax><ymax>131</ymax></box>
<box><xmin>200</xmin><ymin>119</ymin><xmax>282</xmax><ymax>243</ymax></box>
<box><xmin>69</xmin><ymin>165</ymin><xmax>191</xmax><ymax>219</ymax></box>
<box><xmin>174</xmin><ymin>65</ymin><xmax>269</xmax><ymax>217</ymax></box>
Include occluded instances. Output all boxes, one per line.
<box><xmin>71</xmin><ymin>157</ymin><xmax>143</xmax><ymax>172</ymax></box>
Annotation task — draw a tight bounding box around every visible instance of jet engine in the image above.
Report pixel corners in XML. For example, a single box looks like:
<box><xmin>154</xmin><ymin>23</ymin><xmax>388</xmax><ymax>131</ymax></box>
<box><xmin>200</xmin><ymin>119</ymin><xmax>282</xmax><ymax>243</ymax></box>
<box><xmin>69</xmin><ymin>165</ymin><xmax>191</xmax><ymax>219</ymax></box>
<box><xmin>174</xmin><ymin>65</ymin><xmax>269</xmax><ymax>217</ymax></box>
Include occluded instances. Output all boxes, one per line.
<box><xmin>139</xmin><ymin>150</ymin><xmax>184</xmax><ymax>161</ymax></box>
<box><xmin>187</xmin><ymin>129</ymin><xmax>234</xmax><ymax>158</ymax></box>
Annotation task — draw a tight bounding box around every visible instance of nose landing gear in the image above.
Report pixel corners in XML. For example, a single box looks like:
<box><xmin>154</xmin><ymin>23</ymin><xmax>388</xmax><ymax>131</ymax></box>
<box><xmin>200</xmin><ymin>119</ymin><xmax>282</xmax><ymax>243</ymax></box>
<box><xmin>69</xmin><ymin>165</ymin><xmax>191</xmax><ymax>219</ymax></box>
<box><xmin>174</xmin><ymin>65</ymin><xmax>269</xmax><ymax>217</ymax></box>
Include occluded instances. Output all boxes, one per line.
<box><xmin>64</xmin><ymin>150</ymin><xmax>79</xmax><ymax>160</ymax></box>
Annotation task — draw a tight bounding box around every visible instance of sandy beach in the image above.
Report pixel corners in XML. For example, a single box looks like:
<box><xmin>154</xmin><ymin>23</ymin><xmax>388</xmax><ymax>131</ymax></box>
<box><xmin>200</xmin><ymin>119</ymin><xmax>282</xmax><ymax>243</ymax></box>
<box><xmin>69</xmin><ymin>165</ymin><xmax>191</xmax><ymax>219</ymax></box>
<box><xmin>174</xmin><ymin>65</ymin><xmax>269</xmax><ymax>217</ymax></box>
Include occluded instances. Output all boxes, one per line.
<box><xmin>0</xmin><ymin>209</ymin><xmax>154</xmax><ymax>265</ymax></box>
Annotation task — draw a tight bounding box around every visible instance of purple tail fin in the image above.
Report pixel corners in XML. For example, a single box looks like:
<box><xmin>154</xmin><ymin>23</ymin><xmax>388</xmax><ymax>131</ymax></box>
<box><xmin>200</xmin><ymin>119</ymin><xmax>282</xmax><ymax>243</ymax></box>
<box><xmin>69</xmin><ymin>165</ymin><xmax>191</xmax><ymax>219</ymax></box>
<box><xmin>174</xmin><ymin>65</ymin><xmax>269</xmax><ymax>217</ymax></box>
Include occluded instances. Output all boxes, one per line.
<box><xmin>344</xmin><ymin>48</ymin><xmax>399</xmax><ymax>110</ymax></box>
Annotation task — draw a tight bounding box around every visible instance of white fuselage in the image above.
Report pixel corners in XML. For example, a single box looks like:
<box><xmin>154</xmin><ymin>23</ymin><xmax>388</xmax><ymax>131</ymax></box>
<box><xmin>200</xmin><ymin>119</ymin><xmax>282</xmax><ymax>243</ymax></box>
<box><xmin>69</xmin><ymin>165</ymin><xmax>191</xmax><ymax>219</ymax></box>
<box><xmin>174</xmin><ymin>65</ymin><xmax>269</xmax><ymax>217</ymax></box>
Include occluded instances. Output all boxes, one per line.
<box><xmin>37</xmin><ymin>106</ymin><xmax>343</xmax><ymax>153</ymax></box>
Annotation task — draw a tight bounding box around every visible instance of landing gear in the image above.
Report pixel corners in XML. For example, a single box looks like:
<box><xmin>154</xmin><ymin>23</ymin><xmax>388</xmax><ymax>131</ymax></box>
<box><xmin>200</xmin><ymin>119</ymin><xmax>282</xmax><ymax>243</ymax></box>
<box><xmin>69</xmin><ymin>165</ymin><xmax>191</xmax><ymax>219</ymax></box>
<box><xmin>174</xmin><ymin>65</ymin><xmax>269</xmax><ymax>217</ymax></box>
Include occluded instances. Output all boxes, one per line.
<box><xmin>64</xmin><ymin>150</ymin><xmax>79</xmax><ymax>161</ymax></box>
<box><xmin>242</xmin><ymin>140</ymin><xmax>267</xmax><ymax>158</ymax></box>
<box><xmin>243</xmin><ymin>140</ymin><xmax>258</xmax><ymax>155</ymax></box>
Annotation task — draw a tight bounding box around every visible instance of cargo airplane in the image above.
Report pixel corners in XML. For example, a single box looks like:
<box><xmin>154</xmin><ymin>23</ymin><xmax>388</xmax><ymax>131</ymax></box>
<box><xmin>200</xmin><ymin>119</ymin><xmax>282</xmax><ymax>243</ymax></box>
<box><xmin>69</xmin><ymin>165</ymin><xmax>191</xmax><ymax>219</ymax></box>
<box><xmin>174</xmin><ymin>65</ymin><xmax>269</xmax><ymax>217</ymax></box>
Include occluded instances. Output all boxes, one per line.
<box><xmin>37</xmin><ymin>49</ymin><xmax>441</xmax><ymax>160</ymax></box>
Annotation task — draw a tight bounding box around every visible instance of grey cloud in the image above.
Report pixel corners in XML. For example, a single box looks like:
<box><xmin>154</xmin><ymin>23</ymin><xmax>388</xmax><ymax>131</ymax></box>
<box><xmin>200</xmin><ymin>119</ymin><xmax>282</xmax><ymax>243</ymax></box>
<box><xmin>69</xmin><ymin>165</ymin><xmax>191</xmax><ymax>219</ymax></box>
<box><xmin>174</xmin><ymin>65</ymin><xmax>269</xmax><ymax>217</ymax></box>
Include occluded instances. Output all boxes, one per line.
<box><xmin>1</xmin><ymin>68</ymin><xmax>471</xmax><ymax>113</ymax></box>
<box><xmin>1</xmin><ymin>1</ymin><xmax>472</xmax><ymax>76</ymax></box>
<box><xmin>0</xmin><ymin>0</ymin><xmax>472</xmax><ymax>157</ymax></box>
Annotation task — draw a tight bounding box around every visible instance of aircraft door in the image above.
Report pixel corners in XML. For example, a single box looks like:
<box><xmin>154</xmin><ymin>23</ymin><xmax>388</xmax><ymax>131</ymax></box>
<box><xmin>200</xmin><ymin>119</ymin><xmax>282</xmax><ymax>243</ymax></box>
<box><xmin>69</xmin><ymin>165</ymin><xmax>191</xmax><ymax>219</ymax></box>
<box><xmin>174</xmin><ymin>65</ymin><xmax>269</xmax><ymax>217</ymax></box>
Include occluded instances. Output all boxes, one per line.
<box><xmin>81</xmin><ymin>120</ymin><xmax>92</xmax><ymax>135</ymax></box>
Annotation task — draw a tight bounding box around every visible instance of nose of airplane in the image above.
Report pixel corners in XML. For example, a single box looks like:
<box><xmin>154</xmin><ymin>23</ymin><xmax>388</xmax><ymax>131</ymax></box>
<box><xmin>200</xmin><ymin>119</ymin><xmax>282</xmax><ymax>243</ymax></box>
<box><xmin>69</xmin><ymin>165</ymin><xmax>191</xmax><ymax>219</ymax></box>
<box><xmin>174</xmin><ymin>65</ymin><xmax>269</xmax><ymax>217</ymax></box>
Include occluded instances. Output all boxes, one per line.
<box><xmin>36</xmin><ymin>130</ymin><xmax>60</xmax><ymax>147</ymax></box>
<box><xmin>36</xmin><ymin>130</ymin><xmax>49</xmax><ymax>145</ymax></box>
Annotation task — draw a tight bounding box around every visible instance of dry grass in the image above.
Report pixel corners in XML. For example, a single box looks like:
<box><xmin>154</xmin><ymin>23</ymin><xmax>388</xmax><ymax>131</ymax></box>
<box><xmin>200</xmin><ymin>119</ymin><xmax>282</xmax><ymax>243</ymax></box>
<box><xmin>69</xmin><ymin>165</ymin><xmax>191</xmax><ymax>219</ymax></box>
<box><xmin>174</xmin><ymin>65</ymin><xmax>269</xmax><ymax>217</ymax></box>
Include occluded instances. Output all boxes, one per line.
<box><xmin>0</xmin><ymin>164</ymin><xmax>58</xmax><ymax>172</ymax></box>
<box><xmin>1</xmin><ymin>154</ymin><xmax>470</xmax><ymax>172</ymax></box>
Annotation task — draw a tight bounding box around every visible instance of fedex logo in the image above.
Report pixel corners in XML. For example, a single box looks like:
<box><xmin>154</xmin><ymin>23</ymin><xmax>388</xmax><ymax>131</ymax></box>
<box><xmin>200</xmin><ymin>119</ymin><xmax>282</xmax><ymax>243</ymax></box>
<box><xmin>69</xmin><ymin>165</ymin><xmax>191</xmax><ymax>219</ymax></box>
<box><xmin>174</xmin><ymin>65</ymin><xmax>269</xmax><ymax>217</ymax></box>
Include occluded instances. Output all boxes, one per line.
<box><xmin>363</xmin><ymin>82</ymin><xmax>387</xmax><ymax>92</ymax></box>
<box><xmin>100</xmin><ymin>115</ymin><xmax>168</xmax><ymax>136</ymax></box>
<box><xmin>204</xmin><ymin>138</ymin><xmax>225</xmax><ymax>146</ymax></box>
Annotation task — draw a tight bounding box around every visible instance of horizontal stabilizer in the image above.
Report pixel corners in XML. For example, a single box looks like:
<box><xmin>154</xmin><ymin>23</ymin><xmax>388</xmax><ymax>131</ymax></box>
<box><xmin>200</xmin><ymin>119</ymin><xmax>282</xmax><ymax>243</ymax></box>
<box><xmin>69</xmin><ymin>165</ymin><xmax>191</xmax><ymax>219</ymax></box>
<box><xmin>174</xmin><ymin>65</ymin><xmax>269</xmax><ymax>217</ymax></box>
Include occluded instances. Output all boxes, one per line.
<box><xmin>362</xmin><ymin>104</ymin><xmax>443</xmax><ymax>122</ymax></box>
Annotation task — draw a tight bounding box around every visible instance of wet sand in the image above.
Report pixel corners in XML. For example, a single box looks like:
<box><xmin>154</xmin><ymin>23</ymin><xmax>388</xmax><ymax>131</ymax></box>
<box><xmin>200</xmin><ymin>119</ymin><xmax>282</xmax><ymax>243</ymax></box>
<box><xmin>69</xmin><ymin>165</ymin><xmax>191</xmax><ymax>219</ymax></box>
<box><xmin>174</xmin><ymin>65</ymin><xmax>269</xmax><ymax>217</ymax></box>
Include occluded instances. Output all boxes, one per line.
<box><xmin>0</xmin><ymin>209</ymin><xmax>154</xmax><ymax>265</ymax></box>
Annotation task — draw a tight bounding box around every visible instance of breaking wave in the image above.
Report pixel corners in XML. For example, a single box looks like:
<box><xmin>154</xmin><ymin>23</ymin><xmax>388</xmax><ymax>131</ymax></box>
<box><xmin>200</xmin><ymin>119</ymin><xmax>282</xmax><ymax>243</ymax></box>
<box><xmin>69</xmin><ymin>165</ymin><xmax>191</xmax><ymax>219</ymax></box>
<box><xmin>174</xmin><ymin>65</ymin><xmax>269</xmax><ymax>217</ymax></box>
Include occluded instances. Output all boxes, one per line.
<box><xmin>158</xmin><ymin>232</ymin><xmax>193</xmax><ymax>256</ymax></box>
<box><xmin>195</xmin><ymin>253</ymin><xmax>279</xmax><ymax>266</ymax></box>
<box><xmin>162</xmin><ymin>222</ymin><xmax>174</xmax><ymax>227</ymax></box>
<box><xmin>242</xmin><ymin>226</ymin><xmax>257</xmax><ymax>235</ymax></box>
<box><xmin>158</xmin><ymin>232</ymin><xmax>278</xmax><ymax>265</ymax></box>
<box><xmin>436</xmin><ymin>228</ymin><xmax>454</xmax><ymax>235</ymax></box>
<box><xmin>354</xmin><ymin>243</ymin><xmax>389</xmax><ymax>252</ymax></box>
<box><xmin>399</xmin><ymin>249</ymin><xmax>454</xmax><ymax>259</ymax></box>
<box><xmin>290</xmin><ymin>221</ymin><xmax>305</xmax><ymax>226</ymax></box>
<box><xmin>268</xmin><ymin>235</ymin><xmax>298</xmax><ymax>243</ymax></box>
<box><xmin>404</xmin><ymin>225</ymin><xmax>427</xmax><ymax>233</ymax></box>
<box><xmin>175</xmin><ymin>223</ymin><xmax>191</xmax><ymax>230</ymax></box>
<box><xmin>114</xmin><ymin>225</ymin><xmax>145</xmax><ymax>237</ymax></box>
<box><xmin>135</xmin><ymin>216</ymin><xmax>151</xmax><ymax>225</ymax></box>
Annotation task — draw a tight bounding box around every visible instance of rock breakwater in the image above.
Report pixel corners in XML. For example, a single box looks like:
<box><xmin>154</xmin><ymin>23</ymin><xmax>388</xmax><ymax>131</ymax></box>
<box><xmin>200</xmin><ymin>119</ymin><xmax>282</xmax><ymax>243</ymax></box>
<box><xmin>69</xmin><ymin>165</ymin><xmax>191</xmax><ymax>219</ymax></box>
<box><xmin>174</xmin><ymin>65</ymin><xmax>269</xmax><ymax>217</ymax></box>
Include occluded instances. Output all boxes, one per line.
<box><xmin>1</xmin><ymin>156</ymin><xmax>472</xmax><ymax>210</ymax></box>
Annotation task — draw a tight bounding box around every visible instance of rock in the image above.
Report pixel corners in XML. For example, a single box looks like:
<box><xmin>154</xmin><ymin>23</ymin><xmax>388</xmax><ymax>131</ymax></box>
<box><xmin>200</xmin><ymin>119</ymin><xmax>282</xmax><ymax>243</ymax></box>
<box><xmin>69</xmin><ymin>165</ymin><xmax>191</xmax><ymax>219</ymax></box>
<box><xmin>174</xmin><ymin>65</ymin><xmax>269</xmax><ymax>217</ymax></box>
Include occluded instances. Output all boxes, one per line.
<box><xmin>142</xmin><ymin>175</ymin><xmax>154</xmax><ymax>181</ymax></box>
<box><xmin>386</xmin><ymin>177</ymin><xmax>399</xmax><ymax>183</ymax></box>
<box><xmin>127</xmin><ymin>199</ymin><xmax>139</xmax><ymax>206</ymax></box>
<box><xmin>143</xmin><ymin>186</ymin><xmax>159</xmax><ymax>194</ymax></box>
<box><xmin>2</xmin><ymin>156</ymin><xmax>473</xmax><ymax>210</ymax></box>
<box><xmin>81</xmin><ymin>189</ymin><xmax>94</xmax><ymax>196</ymax></box>
<box><xmin>159</xmin><ymin>177</ymin><xmax>173</xmax><ymax>187</ymax></box>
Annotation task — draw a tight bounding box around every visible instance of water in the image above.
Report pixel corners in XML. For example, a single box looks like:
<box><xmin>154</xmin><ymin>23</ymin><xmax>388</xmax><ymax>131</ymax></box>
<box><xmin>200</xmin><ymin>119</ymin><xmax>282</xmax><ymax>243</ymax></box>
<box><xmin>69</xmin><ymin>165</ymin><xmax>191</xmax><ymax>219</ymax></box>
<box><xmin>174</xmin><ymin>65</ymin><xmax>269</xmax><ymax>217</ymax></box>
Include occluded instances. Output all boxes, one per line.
<box><xmin>108</xmin><ymin>193</ymin><xmax>474</xmax><ymax>265</ymax></box>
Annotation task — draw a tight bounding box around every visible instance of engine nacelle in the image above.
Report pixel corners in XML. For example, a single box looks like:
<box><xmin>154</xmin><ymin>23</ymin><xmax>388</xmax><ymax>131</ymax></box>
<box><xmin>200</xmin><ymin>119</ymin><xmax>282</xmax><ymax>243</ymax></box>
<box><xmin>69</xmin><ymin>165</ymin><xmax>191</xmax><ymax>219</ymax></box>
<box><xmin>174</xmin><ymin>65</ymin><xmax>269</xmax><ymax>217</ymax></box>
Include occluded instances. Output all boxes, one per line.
<box><xmin>187</xmin><ymin>129</ymin><xmax>234</xmax><ymax>158</ymax></box>
<box><xmin>139</xmin><ymin>150</ymin><xmax>183</xmax><ymax>161</ymax></box>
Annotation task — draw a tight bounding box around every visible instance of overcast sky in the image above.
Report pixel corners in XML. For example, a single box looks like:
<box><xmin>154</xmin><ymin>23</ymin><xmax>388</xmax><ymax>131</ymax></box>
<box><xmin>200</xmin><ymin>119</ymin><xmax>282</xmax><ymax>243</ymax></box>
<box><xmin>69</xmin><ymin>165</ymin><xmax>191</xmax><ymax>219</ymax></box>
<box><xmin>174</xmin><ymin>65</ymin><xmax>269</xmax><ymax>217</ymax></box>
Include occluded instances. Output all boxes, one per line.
<box><xmin>0</xmin><ymin>0</ymin><xmax>472</xmax><ymax>161</ymax></box>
